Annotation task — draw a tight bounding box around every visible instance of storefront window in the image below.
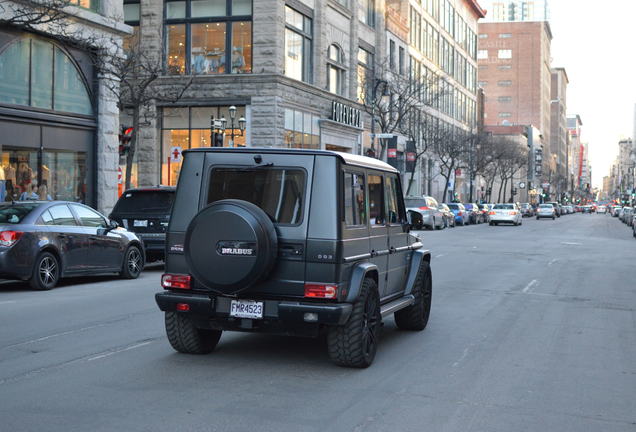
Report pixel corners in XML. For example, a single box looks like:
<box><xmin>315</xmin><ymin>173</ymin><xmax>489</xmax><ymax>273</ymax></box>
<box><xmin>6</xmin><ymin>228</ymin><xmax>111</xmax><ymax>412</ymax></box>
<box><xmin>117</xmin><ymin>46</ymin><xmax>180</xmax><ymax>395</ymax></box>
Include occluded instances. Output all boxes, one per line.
<box><xmin>165</xmin><ymin>0</ymin><xmax>252</xmax><ymax>75</ymax></box>
<box><xmin>0</xmin><ymin>37</ymin><xmax>93</xmax><ymax>116</ymax></box>
<box><xmin>283</xmin><ymin>108</ymin><xmax>319</xmax><ymax>149</ymax></box>
<box><xmin>161</xmin><ymin>106</ymin><xmax>247</xmax><ymax>185</ymax></box>
<box><xmin>166</xmin><ymin>24</ymin><xmax>187</xmax><ymax>75</ymax></box>
<box><xmin>0</xmin><ymin>147</ymin><xmax>86</xmax><ymax>203</ymax></box>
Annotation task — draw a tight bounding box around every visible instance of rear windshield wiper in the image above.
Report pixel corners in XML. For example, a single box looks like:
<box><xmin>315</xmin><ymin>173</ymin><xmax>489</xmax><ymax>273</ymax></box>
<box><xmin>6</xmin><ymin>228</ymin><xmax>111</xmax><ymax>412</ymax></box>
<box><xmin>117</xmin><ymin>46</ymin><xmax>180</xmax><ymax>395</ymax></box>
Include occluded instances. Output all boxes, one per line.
<box><xmin>237</xmin><ymin>163</ymin><xmax>274</xmax><ymax>171</ymax></box>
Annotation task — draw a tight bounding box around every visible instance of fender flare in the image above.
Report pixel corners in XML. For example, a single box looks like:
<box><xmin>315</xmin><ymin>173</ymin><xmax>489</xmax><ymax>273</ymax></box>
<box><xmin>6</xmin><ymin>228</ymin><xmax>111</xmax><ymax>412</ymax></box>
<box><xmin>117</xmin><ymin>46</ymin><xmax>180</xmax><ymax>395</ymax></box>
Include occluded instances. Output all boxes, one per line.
<box><xmin>345</xmin><ymin>262</ymin><xmax>378</xmax><ymax>303</ymax></box>
<box><xmin>404</xmin><ymin>249</ymin><xmax>431</xmax><ymax>296</ymax></box>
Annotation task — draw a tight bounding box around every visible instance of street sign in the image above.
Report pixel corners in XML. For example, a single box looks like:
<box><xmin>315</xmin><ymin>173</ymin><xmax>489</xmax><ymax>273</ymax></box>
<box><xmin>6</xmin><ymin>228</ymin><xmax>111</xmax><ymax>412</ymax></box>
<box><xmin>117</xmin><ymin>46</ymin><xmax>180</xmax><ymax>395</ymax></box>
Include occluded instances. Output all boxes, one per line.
<box><xmin>541</xmin><ymin>182</ymin><xmax>550</xmax><ymax>189</ymax></box>
<box><xmin>518</xmin><ymin>182</ymin><xmax>526</xmax><ymax>189</ymax></box>
<box><xmin>374</xmin><ymin>133</ymin><xmax>395</xmax><ymax>139</ymax></box>
<box><xmin>170</xmin><ymin>146</ymin><xmax>183</xmax><ymax>163</ymax></box>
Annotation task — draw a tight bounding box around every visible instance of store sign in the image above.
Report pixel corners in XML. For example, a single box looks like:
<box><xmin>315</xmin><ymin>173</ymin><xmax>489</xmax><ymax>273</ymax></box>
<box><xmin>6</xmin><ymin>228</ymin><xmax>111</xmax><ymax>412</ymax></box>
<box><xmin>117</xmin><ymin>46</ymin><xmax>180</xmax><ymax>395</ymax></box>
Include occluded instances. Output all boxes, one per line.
<box><xmin>170</xmin><ymin>146</ymin><xmax>183</xmax><ymax>163</ymax></box>
<box><xmin>331</xmin><ymin>101</ymin><xmax>361</xmax><ymax>128</ymax></box>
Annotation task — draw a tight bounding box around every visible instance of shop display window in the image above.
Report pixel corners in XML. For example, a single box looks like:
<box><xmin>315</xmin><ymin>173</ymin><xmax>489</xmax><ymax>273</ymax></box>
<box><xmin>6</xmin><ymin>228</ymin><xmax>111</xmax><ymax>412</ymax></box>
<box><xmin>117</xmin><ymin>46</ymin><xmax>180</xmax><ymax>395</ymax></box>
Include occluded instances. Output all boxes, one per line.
<box><xmin>161</xmin><ymin>106</ymin><xmax>247</xmax><ymax>186</ymax></box>
<box><xmin>0</xmin><ymin>147</ymin><xmax>86</xmax><ymax>203</ymax></box>
<box><xmin>165</xmin><ymin>0</ymin><xmax>252</xmax><ymax>76</ymax></box>
<box><xmin>283</xmin><ymin>108</ymin><xmax>320</xmax><ymax>150</ymax></box>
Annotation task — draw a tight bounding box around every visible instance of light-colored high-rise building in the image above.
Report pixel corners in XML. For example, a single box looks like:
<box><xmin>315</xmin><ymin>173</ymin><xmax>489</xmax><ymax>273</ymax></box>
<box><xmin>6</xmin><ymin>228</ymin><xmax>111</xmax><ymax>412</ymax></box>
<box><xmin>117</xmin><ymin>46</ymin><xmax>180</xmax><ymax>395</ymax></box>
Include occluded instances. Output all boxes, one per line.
<box><xmin>480</xmin><ymin>0</ymin><xmax>549</xmax><ymax>22</ymax></box>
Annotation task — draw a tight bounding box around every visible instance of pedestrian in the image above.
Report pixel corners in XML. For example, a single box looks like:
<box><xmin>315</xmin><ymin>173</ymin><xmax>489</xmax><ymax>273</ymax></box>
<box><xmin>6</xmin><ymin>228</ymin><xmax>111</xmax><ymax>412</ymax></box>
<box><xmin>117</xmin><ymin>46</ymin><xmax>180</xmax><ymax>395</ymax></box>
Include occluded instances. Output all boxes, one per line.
<box><xmin>38</xmin><ymin>184</ymin><xmax>52</xmax><ymax>201</ymax></box>
<box><xmin>19</xmin><ymin>184</ymin><xmax>39</xmax><ymax>200</ymax></box>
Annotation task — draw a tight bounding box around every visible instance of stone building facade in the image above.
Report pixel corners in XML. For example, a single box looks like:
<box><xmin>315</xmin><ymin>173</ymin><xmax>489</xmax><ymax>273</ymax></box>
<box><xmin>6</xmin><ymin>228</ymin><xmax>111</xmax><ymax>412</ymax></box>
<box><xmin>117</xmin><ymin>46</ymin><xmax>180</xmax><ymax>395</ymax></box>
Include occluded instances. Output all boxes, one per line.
<box><xmin>0</xmin><ymin>0</ymin><xmax>130</xmax><ymax>213</ymax></box>
<box><xmin>125</xmin><ymin>0</ymin><xmax>388</xmax><ymax>188</ymax></box>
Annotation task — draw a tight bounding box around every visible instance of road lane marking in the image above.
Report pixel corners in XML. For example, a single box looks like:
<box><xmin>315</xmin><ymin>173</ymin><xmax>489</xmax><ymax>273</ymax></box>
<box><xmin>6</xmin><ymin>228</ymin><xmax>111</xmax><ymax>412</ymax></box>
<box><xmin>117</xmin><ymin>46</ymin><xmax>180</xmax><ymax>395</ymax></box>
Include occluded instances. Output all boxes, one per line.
<box><xmin>87</xmin><ymin>341</ymin><xmax>154</xmax><ymax>362</ymax></box>
<box><xmin>522</xmin><ymin>279</ymin><xmax>539</xmax><ymax>294</ymax></box>
<box><xmin>561</xmin><ymin>242</ymin><xmax>582</xmax><ymax>245</ymax></box>
<box><xmin>548</xmin><ymin>259</ymin><xmax>558</xmax><ymax>266</ymax></box>
<box><xmin>435</xmin><ymin>254</ymin><xmax>446</xmax><ymax>258</ymax></box>
<box><xmin>452</xmin><ymin>346</ymin><xmax>470</xmax><ymax>368</ymax></box>
<box><xmin>0</xmin><ymin>300</ymin><xmax>16</xmax><ymax>305</ymax></box>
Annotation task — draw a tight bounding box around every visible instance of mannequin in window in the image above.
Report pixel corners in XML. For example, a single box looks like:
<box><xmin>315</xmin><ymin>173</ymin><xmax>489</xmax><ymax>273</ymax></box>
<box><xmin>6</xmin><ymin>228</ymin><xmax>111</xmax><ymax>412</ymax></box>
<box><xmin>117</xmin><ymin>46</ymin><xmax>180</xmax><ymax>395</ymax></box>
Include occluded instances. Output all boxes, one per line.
<box><xmin>231</xmin><ymin>46</ymin><xmax>246</xmax><ymax>73</ymax></box>
<box><xmin>191</xmin><ymin>47</ymin><xmax>209</xmax><ymax>74</ymax></box>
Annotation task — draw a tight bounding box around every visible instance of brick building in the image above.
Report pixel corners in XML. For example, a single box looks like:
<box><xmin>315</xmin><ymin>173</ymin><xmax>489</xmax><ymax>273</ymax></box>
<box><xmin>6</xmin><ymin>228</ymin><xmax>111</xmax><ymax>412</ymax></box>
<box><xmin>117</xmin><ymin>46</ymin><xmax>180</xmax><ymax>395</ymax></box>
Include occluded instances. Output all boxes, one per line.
<box><xmin>477</xmin><ymin>20</ymin><xmax>553</xmax><ymax>191</ymax></box>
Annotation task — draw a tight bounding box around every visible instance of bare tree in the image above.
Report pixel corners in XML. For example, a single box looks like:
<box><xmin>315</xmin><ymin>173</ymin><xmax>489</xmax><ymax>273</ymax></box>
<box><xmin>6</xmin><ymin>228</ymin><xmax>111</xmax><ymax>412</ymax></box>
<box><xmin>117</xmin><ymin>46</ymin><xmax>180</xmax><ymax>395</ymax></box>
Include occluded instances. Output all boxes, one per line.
<box><xmin>0</xmin><ymin>0</ymin><xmax>73</xmax><ymax>30</ymax></box>
<box><xmin>95</xmin><ymin>29</ymin><xmax>194</xmax><ymax>189</ymax></box>
<box><xmin>432</xmin><ymin>126</ymin><xmax>470</xmax><ymax>202</ymax></box>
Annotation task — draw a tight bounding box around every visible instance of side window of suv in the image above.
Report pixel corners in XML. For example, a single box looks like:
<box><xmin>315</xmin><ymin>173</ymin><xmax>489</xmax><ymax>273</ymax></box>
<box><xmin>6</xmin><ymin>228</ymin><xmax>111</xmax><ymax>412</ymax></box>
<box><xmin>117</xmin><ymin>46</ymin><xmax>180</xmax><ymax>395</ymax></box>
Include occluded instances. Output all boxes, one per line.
<box><xmin>343</xmin><ymin>171</ymin><xmax>366</xmax><ymax>226</ymax></box>
<box><xmin>368</xmin><ymin>174</ymin><xmax>385</xmax><ymax>225</ymax></box>
<box><xmin>385</xmin><ymin>175</ymin><xmax>406</xmax><ymax>224</ymax></box>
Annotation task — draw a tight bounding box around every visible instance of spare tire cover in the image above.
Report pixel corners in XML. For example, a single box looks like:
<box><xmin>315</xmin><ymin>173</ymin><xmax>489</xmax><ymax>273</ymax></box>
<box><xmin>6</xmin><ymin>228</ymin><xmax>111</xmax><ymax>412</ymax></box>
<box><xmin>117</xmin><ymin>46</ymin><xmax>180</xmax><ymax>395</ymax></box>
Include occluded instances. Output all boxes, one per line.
<box><xmin>185</xmin><ymin>199</ymin><xmax>278</xmax><ymax>294</ymax></box>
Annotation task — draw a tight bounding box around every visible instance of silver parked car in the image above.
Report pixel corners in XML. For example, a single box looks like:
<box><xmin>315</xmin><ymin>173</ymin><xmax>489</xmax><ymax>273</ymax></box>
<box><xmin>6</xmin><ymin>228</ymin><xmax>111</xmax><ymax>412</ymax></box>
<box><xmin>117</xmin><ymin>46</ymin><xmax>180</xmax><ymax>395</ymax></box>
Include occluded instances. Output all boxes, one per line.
<box><xmin>489</xmin><ymin>203</ymin><xmax>522</xmax><ymax>226</ymax></box>
<box><xmin>405</xmin><ymin>196</ymin><xmax>445</xmax><ymax>230</ymax></box>
<box><xmin>536</xmin><ymin>203</ymin><xmax>557</xmax><ymax>220</ymax></box>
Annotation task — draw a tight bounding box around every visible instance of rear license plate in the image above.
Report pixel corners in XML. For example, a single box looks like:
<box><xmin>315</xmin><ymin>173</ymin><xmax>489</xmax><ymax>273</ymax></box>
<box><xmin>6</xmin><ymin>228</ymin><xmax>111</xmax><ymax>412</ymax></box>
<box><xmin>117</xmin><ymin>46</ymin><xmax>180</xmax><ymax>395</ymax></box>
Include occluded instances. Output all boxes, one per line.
<box><xmin>134</xmin><ymin>219</ymin><xmax>148</xmax><ymax>227</ymax></box>
<box><xmin>230</xmin><ymin>300</ymin><xmax>264</xmax><ymax>319</ymax></box>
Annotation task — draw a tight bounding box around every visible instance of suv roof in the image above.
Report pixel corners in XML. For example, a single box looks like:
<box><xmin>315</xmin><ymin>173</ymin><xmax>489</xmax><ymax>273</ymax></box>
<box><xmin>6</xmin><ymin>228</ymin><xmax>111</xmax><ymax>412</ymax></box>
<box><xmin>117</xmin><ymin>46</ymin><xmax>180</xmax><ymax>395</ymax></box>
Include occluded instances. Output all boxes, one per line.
<box><xmin>184</xmin><ymin>147</ymin><xmax>398</xmax><ymax>173</ymax></box>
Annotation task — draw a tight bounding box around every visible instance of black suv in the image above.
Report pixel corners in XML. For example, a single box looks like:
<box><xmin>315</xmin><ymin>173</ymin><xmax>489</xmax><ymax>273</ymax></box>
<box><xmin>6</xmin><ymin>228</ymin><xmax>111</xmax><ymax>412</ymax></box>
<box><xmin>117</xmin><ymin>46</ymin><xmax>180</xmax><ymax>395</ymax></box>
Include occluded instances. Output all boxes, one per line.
<box><xmin>110</xmin><ymin>186</ymin><xmax>175</xmax><ymax>262</ymax></box>
<box><xmin>155</xmin><ymin>148</ymin><xmax>432</xmax><ymax>367</ymax></box>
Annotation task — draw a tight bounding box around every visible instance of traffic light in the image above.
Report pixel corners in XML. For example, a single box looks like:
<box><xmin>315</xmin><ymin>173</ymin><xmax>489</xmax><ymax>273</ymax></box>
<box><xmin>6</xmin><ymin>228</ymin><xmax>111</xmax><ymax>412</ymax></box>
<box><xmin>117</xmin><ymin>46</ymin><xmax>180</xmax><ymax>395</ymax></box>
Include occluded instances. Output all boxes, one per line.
<box><xmin>119</xmin><ymin>126</ymin><xmax>133</xmax><ymax>155</ymax></box>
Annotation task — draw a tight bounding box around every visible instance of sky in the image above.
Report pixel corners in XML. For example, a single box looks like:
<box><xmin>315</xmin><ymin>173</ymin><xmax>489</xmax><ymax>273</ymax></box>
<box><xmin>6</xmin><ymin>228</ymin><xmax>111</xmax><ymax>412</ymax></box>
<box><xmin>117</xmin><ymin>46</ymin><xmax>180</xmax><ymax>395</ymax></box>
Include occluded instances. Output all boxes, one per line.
<box><xmin>548</xmin><ymin>0</ymin><xmax>636</xmax><ymax>187</ymax></box>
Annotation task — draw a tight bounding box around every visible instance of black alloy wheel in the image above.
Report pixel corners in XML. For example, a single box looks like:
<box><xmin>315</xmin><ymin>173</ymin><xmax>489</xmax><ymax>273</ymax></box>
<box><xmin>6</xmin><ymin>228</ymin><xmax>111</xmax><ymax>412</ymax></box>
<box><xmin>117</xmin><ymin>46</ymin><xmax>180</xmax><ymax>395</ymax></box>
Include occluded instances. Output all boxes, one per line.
<box><xmin>30</xmin><ymin>252</ymin><xmax>60</xmax><ymax>291</ymax></box>
<box><xmin>121</xmin><ymin>245</ymin><xmax>143</xmax><ymax>279</ymax></box>
<box><xmin>328</xmin><ymin>278</ymin><xmax>381</xmax><ymax>368</ymax></box>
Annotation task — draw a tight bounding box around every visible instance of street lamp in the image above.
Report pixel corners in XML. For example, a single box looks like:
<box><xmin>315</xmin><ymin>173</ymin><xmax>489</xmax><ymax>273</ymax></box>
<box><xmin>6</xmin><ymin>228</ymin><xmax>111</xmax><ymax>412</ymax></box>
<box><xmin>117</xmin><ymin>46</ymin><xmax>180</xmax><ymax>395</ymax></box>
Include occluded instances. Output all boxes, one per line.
<box><xmin>210</xmin><ymin>115</ymin><xmax>227</xmax><ymax>147</ymax></box>
<box><xmin>226</xmin><ymin>105</ymin><xmax>246</xmax><ymax>147</ymax></box>
<box><xmin>369</xmin><ymin>79</ymin><xmax>390</xmax><ymax>158</ymax></box>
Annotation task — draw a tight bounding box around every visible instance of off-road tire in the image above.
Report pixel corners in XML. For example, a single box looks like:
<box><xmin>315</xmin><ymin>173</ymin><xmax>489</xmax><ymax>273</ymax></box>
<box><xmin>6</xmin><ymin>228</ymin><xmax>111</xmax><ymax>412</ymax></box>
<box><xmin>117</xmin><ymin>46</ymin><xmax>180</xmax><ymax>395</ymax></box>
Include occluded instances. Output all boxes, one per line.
<box><xmin>30</xmin><ymin>251</ymin><xmax>60</xmax><ymax>291</ymax></box>
<box><xmin>395</xmin><ymin>263</ymin><xmax>432</xmax><ymax>331</ymax></box>
<box><xmin>327</xmin><ymin>278</ymin><xmax>381</xmax><ymax>368</ymax></box>
<box><xmin>120</xmin><ymin>245</ymin><xmax>143</xmax><ymax>279</ymax></box>
<box><xmin>165</xmin><ymin>312</ymin><xmax>222</xmax><ymax>354</ymax></box>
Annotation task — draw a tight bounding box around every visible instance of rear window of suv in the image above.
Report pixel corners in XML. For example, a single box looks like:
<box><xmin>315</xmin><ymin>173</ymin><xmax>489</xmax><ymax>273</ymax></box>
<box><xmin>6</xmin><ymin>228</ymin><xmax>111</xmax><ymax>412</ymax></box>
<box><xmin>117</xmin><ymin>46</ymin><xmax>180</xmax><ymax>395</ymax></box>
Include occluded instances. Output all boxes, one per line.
<box><xmin>207</xmin><ymin>168</ymin><xmax>305</xmax><ymax>224</ymax></box>
<box><xmin>112</xmin><ymin>190</ymin><xmax>175</xmax><ymax>214</ymax></box>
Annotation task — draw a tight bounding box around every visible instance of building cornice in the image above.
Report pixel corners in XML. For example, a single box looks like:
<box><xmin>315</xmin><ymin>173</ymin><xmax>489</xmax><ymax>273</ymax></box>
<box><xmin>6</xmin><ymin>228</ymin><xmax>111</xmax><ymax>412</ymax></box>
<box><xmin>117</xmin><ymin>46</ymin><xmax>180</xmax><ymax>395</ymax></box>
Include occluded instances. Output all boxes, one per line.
<box><xmin>465</xmin><ymin>0</ymin><xmax>487</xmax><ymax>18</ymax></box>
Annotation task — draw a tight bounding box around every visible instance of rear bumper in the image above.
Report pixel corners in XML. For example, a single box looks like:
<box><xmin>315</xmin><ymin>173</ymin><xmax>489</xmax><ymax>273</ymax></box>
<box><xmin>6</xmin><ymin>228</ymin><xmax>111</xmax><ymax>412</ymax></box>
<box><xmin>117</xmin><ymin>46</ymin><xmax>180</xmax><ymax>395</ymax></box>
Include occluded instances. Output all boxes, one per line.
<box><xmin>155</xmin><ymin>291</ymin><xmax>353</xmax><ymax>335</ymax></box>
<box><xmin>0</xmin><ymin>247</ymin><xmax>33</xmax><ymax>280</ymax></box>
<box><xmin>536</xmin><ymin>213</ymin><xmax>555</xmax><ymax>218</ymax></box>
<box><xmin>490</xmin><ymin>215</ymin><xmax>518</xmax><ymax>223</ymax></box>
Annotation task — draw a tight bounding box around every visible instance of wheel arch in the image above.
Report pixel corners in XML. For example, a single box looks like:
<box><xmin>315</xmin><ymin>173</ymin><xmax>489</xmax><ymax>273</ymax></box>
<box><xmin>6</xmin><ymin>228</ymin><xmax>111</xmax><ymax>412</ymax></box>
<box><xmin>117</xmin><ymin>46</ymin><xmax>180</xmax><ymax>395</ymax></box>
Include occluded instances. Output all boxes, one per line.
<box><xmin>344</xmin><ymin>262</ymin><xmax>379</xmax><ymax>303</ymax></box>
<box><xmin>404</xmin><ymin>249</ymin><xmax>431</xmax><ymax>296</ymax></box>
<box><xmin>35</xmin><ymin>245</ymin><xmax>64</xmax><ymax>278</ymax></box>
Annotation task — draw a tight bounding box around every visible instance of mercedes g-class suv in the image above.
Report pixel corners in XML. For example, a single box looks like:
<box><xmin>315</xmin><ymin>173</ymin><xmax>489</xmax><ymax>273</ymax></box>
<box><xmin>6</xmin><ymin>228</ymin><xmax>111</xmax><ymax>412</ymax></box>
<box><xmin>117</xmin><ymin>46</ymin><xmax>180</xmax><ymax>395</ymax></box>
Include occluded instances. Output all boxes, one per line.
<box><xmin>155</xmin><ymin>148</ymin><xmax>432</xmax><ymax>367</ymax></box>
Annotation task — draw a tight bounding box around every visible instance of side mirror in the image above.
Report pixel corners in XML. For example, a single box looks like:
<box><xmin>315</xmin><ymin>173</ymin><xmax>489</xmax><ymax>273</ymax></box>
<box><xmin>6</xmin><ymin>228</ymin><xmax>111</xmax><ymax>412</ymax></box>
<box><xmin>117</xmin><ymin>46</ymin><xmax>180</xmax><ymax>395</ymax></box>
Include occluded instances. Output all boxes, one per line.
<box><xmin>109</xmin><ymin>219</ymin><xmax>119</xmax><ymax>229</ymax></box>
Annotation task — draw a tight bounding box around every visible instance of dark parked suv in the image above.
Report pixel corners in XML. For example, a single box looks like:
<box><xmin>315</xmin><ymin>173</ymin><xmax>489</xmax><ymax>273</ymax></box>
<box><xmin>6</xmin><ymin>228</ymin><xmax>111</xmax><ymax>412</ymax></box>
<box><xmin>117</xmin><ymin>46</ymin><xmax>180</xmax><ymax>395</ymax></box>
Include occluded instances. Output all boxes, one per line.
<box><xmin>110</xmin><ymin>186</ymin><xmax>175</xmax><ymax>262</ymax></box>
<box><xmin>155</xmin><ymin>148</ymin><xmax>433</xmax><ymax>367</ymax></box>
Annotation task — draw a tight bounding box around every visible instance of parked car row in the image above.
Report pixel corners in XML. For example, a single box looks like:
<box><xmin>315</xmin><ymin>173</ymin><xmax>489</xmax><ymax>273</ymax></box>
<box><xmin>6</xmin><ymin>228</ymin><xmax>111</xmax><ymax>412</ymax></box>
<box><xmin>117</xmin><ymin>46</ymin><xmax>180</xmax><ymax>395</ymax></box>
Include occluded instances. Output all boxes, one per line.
<box><xmin>610</xmin><ymin>205</ymin><xmax>636</xmax><ymax>238</ymax></box>
<box><xmin>0</xmin><ymin>186</ymin><xmax>177</xmax><ymax>290</ymax></box>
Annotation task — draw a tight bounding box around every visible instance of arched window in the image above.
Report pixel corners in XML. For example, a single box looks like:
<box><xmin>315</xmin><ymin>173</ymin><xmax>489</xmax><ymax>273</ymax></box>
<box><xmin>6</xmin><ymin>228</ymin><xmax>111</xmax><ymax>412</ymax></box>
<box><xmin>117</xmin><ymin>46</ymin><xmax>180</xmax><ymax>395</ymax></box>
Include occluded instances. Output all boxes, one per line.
<box><xmin>327</xmin><ymin>44</ymin><xmax>346</xmax><ymax>96</ymax></box>
<box><xmin>0</xmin><ymin>37</ymin><xmax>93</xmax><ymax>116</ymax></box>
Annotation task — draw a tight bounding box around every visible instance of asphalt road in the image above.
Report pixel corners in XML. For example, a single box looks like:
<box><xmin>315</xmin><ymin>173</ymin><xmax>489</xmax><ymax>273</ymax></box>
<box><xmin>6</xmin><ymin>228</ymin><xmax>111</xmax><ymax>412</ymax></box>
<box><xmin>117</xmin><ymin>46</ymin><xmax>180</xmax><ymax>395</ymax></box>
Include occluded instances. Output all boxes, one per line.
<box><xmin>1</xmin><ymin>213</ymin><xmax>635</xmax><ymax>432</ymax></box>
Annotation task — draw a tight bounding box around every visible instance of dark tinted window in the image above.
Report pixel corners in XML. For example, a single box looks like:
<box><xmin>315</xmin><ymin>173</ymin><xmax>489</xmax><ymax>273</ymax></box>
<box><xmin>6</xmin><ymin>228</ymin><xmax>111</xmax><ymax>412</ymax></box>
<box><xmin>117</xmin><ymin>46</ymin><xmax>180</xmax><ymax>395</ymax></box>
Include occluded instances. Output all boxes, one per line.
<box><xmin>447</xmin><ymin>203</ymin><xmax>459</xmax><ymax>209</ymax></box>
<box><xmin>0</xmin><ymin>204</ymin><xmax>38</xmax><ymax>224</ymax></box>
<box><xmin>71</xmin><ymin>204</ymin><xmax>106</xmax><ymax>228</ymax></box>
<box><xmin>368</xmin><ymin>174</ymin><xmax>385</xmax><ymax>225</ymax></box>
<box><xmin>208</xmin><ymin>168</ymin><xmax>304</xmax><ymax>224</ymax></box>
<box><xmin>48</xmin><ymin>205</ymin><xmax>77</xmax><ymax>225</ymax></box>
<box><xmin>343</xmin><ymin>172</ymin><xmax>366</xmax><ymax>226</ymax></box>
<box><xmin>112</xmin><ymin>190</ymin><xmax>175</xmax><ymax>214</ymax></box>
<box><xmin>386</xmin><ymin>175</ymin><xmax>405</xmax><ymax>224</ymax></box>
<box><xmin>494</xmin><ymin>204</ymin><xmax>514</xmax><ymax>209</ymax></box>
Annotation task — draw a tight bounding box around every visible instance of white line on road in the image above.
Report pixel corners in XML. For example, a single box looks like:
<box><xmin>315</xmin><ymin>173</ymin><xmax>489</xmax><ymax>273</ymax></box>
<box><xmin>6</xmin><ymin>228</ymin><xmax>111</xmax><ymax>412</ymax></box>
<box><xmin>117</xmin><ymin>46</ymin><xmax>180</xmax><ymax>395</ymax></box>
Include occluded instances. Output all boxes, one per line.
<box><xmin>548</xmin><ymin>258</ymin><xmax>558</xmax><ymax>266</ymax></box>
<box><xmin>0</xmin><ymin>300</ymin><xmax>17</xmax><ymax>305</ymax></box>
<box><xmin>435</xmin><ymin>253</ymin><xmax>446</xmax><ymax>258</ymax></box>
<box><xmin>561</xmin><ymin>242</ymin><xmax>582</xmax><ymax>245</ymax></box>
<box><xmin>87</xmin><ymin>341</ymin><xmax>154</xmax><ymax>362</ymax></box>
<box><xmin>452</xmin><ymin>346</ymin><xmax>470</xmax><ymax>368</ymax></box>
<box><xmin>522</xmin><ymin>279</ymin><xmax>539</xmax><ymax>294</ymax></box>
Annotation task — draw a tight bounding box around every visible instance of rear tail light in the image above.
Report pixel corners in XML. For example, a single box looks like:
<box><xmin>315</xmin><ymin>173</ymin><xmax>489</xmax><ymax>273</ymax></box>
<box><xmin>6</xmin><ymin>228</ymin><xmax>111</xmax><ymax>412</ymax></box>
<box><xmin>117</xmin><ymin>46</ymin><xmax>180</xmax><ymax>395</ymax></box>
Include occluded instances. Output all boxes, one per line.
<box><xmin>161</xmin><ymin>274</ymin><xmax>191</xmax><ymax>289</ymax></box>
<box><xmin>458</xmin><ymin>211</ymin><xmax>463</xmax><ymax>216</ymax></box>
<box><xmin>304</xmin><ymin>283</ymin><xmax>338</xmax><ymax>299</ymax></box>
<box><xmin>419</xmin><ymin>206</ymin><xmax>430</xmax><ymax>210</ymax></box>
<box><xmin>510</xmin><ymin>211</ymin><xmax>518</xmax><ymax>215</ymax></box>
<box><xmin>488</xmin><ymin>211</ymin><xmax>496</xmax><ymax>215</ymax></box>
<box><xmin>0</xmin><ymin>231</ymin><xmax>23</xmax><ymax>247</ymax></box>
